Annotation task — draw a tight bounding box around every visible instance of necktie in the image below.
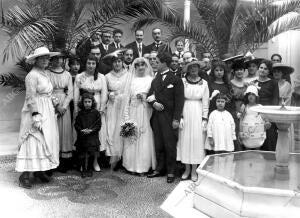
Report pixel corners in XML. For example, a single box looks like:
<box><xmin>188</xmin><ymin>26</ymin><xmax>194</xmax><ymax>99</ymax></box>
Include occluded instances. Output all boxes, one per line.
<box><xmin>138</xmin><ymin>44</ymin><xmax>142</xmax><ymax>53</ymax></box>
<box><xmin>104</xmin><ymin>45</ymin><xmax>108</xmax><ymax>51</ymax></box>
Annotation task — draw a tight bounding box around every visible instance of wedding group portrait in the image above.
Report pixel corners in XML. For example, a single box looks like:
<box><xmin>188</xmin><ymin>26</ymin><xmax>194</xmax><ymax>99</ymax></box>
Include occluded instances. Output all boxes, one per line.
<box><xmin>0</xmin><ymin>0</ymin><xmax>300</xmax><ymax>217</ymax></box>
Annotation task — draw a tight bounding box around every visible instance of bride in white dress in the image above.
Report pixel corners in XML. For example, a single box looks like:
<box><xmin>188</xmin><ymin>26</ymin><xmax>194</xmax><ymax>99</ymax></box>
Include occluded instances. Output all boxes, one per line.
<box><xmin>122</xmin><ymin>57</ymin><xmax>156</xmax><ymax>174</ymax></box>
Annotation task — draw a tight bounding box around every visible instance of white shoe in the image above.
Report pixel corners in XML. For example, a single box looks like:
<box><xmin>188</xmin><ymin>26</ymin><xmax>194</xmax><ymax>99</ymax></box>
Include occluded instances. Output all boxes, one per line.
<box><xmin>94</xmin><ymin>162</ymin><xmax>101</xmax><ymax>172</ymax></box>
<box><xmin>191</xmin><ymin>173</ymin><xmax>198</xmax><ymax>182</ymax></box>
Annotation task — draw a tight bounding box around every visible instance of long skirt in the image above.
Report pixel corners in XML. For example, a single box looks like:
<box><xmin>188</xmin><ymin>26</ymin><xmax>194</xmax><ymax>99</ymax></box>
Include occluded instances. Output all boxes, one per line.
<box><xmin>16</xmin><ymin>95</ymin><xmax>59</xmax><ymax>172</ymax></box>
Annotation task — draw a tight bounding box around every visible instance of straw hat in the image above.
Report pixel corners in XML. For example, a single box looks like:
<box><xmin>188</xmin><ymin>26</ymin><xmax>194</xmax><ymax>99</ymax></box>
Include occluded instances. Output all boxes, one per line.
<box><xmin>25</xmin><ymin>46</ymin><xmax>60</xmax><ymax>63</ymax></box>
<box><xmin>244</xmin><ymin>85</ymin><xmax>258</xmax><ymax>96</ymax></box>
<box><xmin>183</xmin><ymin>60</ymin><xmax>206</xmax><ymax>73</ymax></box>
<box><xmin>222</xmin><ymin>54</ymin><xmax>244</xmax><ymax>62</ymax></box>
<box><xmin>102</xmin><ymin>49</ymin><xmax>126</xmax><ymax>65</ymax></box>
<box><xmin>272</xmin><ymin>63</ymin><xmax>294</xmax><ymax>74</ymax></box>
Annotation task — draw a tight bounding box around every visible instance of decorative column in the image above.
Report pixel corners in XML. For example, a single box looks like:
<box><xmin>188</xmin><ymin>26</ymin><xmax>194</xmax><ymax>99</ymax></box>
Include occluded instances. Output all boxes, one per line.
<box><xmin>184</xmin><ymin>0</ymin><xmax>191</xmax><ymax>52</ymax></box>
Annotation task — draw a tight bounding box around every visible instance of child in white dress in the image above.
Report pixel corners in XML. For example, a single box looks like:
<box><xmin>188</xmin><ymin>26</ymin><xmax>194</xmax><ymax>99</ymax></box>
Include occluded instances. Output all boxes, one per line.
<box><xmin>239</xmin><ymin>85</ymin><xmax>268</xmax><ymax>149</ymax></box>
<box><xmin>206</xmin><ymin>93</ymin><xmax>236</xmax><ymax>154</ymax></box>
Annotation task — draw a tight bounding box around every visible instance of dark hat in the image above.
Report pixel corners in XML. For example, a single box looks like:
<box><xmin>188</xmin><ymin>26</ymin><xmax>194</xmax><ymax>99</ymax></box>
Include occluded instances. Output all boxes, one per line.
<box><xmin>244</xmin><ymin>58</ymin><xmax>264</xmax><ymax>68</ymax></box>
<box><xmin>232</xmin><ymin>58</ymin><xmax>246</xmax><ymax>70</ymax></box>
<box><xmin>272</xmin><ymin>63</ymin><xmax>294</xmax><ymax>74</ymax></box>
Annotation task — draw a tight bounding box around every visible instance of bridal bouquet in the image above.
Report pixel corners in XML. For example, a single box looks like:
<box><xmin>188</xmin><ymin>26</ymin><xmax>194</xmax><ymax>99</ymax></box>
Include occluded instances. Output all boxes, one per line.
<box><xmin>120</xmin><ymin>120</ymin><xmax>138</xmax><ymax>139</ymax></box>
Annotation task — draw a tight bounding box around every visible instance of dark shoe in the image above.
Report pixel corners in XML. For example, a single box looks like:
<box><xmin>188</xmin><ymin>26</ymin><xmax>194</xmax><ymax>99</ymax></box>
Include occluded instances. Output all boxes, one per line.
<box><xmin>34</xmin><ymin>172</ymin><xmax>50</xmax><ymax>183</ymax></box>
<box><xmin>57</xmin><ymin>159</ymin><xmax>68</xmax><ymax>173</ymax></box>
<box><xmin>87</xmin><ymin>170</ymin><xmax>93</xmax><ymax>177</ymax></box>
<box><xmin>19</xmin><ymin>174</ymin><xmax>32</xmax><ymax>189</ymax></box>
<box><xmin>81</xmin><ymin>171</ymin><xmax>87</xmax><ymax>178</ymax></box>
<box><xmin>138</xmin><ymin>172</ymin><xmax>147</xmax><ymax>177</ymax></box>
<box><xmin>45</xmin><ymin>170</ymin><xmax>53</xmax><ymax>177</ymax></box>
<box><xmin>167</xmin><ymin>176</ymin><xmax>175</xmax><ymax>183</ymax></box>
<box><xmin>147</xmin><ymin>171</ymin><xmax>161</xmax><ymax>178</ymax></box>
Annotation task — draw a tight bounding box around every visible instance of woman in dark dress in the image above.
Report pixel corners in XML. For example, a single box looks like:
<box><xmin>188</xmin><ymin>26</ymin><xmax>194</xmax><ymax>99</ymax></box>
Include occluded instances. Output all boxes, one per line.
<box><xmin>254</xmin><ymin>60</ymin><xmax>279</xmax><ymax>151</ymax></box>
<box><xmin>208</xmin><ymin>60</ymin><xmax>235</xmax><ymax>116</ymax></box>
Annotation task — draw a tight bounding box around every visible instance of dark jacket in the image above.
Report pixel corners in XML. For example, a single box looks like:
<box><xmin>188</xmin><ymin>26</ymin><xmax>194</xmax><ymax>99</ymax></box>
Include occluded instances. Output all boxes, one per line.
<box><xmin>126</xmin><ymin>41</ymin><xmax>147</xmax><ymax>60</ymax></box>
<box><xmin>145</xmin><ymin>42</ymin><xmax>172</xmax><ymax>55</ymax></box>
<box><xmin>74</xmin><ymin>109</ymin><xmax>101</xmax><ymax>152</ymax></box>
<box><xmin>147</xmin><ymin>71</ymin><xmax>184</xmax><ymax>121</ymax></box>
<box><xmin>108</xmin><ymin>42</ymin><xmax>124</xmax><ymax>52</ymax></box>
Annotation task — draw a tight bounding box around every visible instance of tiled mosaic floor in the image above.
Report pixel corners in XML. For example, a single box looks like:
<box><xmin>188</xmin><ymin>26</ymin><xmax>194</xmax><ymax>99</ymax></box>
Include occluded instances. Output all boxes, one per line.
<box><xmin>0</xmin><ymin>156</ymin><xmax>175</xmax><ymax>218</ymax></box>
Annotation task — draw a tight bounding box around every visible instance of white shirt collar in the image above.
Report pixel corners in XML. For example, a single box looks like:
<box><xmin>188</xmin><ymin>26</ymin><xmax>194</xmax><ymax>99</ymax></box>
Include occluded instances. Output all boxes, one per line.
<box><xmin>161</xmin><ymin>69</ymin><xmax>169</xmax><ymax>75</ymax></box>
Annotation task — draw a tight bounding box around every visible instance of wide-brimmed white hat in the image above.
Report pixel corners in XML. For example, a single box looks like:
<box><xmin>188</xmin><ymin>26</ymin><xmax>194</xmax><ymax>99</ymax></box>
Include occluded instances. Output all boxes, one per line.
<box><xmin>244</xmin><ymin>85</ymin><xmax>258</xmax><ymax>96</ymax></box>
<box><xmin>25</xmin><ymin>46</ymin><xmax>60</xmax><ymax>62</ymax></box>
<box><xmin>272</xmin><ymin>63</ymin><xmax>294</xmax><ymax>74</ymax></box>
<box><xmin>183</xmin><ymin>60</ymin><xmax>206</xmax><ymax>73</ymax></box>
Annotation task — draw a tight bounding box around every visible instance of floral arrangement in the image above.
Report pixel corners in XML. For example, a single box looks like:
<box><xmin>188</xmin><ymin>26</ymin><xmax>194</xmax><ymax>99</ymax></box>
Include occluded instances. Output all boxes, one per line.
<box><xmin>120</xmin><ymin>121</ymin><xmax>138</xmax><ymax>139</ymax></box>
<box><xmin>51</xmin><ymin>96</ymin><xmax>59</xmax><ymax>107</ymax></box>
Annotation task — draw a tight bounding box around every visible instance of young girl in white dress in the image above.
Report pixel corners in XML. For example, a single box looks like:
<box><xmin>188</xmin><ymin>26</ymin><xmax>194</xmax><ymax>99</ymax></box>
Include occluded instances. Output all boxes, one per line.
<box><xmin>122</xmin><ymin>57</ymin><xmax>156</xmax><ymax>174</ymax></box>
<box><xmin>206</xmin><ymin>93</ymin><xmax>236</xmax><ymax>154</ymax></box>
<box><xmin>177</xmin><ymin>61</ymin><xmax>209</xmax><ymax>182</ymax></box>
<box><xmin>239</xmin><ymin>85</ymin><xmax>267</xmax><ymax>149</ymax></box>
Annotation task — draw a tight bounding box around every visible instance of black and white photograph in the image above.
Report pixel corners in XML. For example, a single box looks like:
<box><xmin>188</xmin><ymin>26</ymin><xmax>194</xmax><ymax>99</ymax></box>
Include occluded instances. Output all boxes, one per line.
<box><xmin>0</xmin><ymin>0</ymin><xmax>300</xmax><ymax>217</ymax></box>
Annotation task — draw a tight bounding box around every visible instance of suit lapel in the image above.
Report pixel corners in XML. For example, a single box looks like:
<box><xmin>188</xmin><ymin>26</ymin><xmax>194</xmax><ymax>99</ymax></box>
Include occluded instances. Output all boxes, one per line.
<box><xmin>153</xmin><ymin>74</ymin><xmax>164</xmax><ymax>92</ymax></box>
<box><xmin>162</xmin><ymin>72</ymin><xmax>172</xmax><ymax>88</ymax></box>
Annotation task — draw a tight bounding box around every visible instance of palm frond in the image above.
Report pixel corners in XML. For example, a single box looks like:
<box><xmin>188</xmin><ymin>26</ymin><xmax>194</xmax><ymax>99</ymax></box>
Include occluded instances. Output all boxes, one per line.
<box><xmin>87</xmin><ymin>0</ymin><xmax>176</xmax><ymax>34</ymax></box>
<box><xmin>0</xmin><ymin>73</ymin><xmax>26</xmax><ymax>91</ymax></box>
<box><xmin>1</xmin><ymin>3</ymin><xmax>58</xmax><ymax>62</ymax></box>
<box><xmin>232</xmin><ymin>0</ymin><xmax>300</xmax><ymax>52</ymax></box>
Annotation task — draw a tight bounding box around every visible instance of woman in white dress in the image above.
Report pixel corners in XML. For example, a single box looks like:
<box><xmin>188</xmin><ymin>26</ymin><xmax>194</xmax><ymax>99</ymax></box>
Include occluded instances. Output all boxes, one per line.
<box><xmin>48</xmin><ymin>52</ymin><xmax>73</xmax><ymax>172</ymax></box>
<box><xmin>16</xmin><ymin>47</ymin><xmax>60</xmax><ymax>189</ymax></box>
<box><xmin>177</xmin><ymin>61</ymin><xmax>209</xmax><ymax>182</ymax></box>
<box><xmin>104</xmin><ymin>53</ymin><xmax>128</xmax><ymax>167</ymax></box>
<box><xmin>122</xmin><ymin>57</ymin><xmax>156</xmax><ymax>174</ymax></box>
<box><xmin>74</xmin><ymin>54</ymin><xmax>108</xmax><ymax>171</ymax></box>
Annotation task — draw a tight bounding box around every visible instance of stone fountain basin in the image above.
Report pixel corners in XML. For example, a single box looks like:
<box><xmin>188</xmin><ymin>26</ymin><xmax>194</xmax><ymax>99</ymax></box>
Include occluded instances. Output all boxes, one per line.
<box><xmin>250</xmin><ymin>105</ymin><xmax>300</xmax><ymax>124</ymax></box>
<box><xmin>194</xmin><ymin>151</ymin><xmax>300</xmax><ymax>218</ymax></box>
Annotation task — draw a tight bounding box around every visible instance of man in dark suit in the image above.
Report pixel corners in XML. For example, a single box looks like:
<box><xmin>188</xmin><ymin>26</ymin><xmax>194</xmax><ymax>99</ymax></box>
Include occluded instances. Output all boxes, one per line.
<box><xmin>145</xmin><ymin>28</ymin><xmax>172</xmax><ymax>55</ymax></box>
<box><xmin>147</xmin><ymin>53</ymin><xmax>184</xmax><ymax>183</ymax></box>
<box><xmin>123</xmin><ymin>48</ymin><xmax>134</xmax><ymax>70</ymax></box>
<box><xmin>126</xmin><ymin>29</ymin><xmax>147</xmax><ymax>60</ymax></box>
<box><xmin>108</xmin><ymin>29</ymin><xmax>124</xmax><ymax>52</ymax></box>
<box><xmin>170</xmin><ymin>54</ymin><xmax>183</xmax><ymax>78</ymax></box>
<box><xmin>99</xmin><ymin>31</ymin><xmax>112</xmax><ymax>57</ymax></box>
<box><xmin>98</xmin><ymin>31</ymin><xmax>113</xmax><ymax>74</ymax></box>
<box><xmin>90</xmin><ymin>46</ymin><xmax>111</xmax><ymax>75</ymax></box>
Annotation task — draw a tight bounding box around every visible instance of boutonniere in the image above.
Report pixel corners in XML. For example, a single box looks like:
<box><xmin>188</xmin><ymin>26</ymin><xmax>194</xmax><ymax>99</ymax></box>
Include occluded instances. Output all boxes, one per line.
<box><xmin>167</xmin><ymin>84</ymin><xmax>174</xmax><ymax>88</ymax></box>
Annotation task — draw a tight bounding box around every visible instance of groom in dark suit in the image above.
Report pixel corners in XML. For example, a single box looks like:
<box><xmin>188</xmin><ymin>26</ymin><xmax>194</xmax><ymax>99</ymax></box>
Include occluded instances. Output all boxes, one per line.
<box><xmin>147</xmin><ymin>53</ymin><xmax>184</xmax><ymax>183</ymax></box>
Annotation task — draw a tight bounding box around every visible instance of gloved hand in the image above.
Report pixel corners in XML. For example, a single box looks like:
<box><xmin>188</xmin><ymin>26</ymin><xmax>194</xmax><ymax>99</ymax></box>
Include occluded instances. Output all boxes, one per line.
<box><xmin>179</xmin><ymin>118</ymin><xmax>184</xmax><ymax>129</ymax></box>
<box><xmin>32</xmin><ymin>113</ymin><xmax>43</xmax><ymax>131</ymax></box>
